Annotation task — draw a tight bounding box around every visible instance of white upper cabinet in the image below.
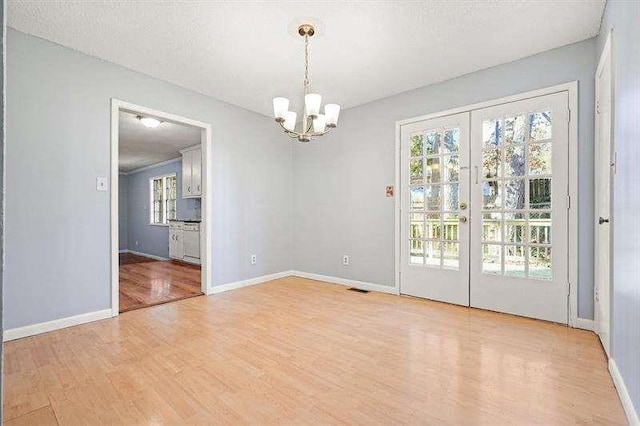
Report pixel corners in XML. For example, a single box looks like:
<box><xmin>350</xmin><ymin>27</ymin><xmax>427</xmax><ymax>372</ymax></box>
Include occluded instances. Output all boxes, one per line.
<box><xmin>180</xmin><ymin>145</ymin><xmax>202</xmax><ymax>198</ymax></box>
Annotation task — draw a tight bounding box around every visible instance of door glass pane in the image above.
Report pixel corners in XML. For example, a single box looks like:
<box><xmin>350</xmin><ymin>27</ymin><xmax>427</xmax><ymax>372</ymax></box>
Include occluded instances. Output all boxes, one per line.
<box><xmin>410</xmin><ymin>186</ymin><xmax>424</xmax><ymax>210</ymax></box>
<box><xmin>505</xmin><ymin>245</ymin><xmax>526</xmax><ymax>277</ymax></box>
<box><xmin>530</xmin><ymin>178</ymin><xmax>551</xmax><ymax>209</ymax></box>
<box><xmin>410</xmin><ymin>213</ymin><xmax>424</xmax><ymax>239</ymax></box>
<box><xmin>425</xmin><ymin>241</ymin><xmax>442</xmax><ymax>267</ymax></box>
<box><xmin>529</xmin><ymin>143</ymin><xmax>552</xmax><ymax>175</ymax></box>
<box><xmin>410</xmin><ymin>240</ymin><xmax>424</xmax><ymax>266</ymax></box>
<box><xmin>443</xmin><ymin>128</ymin><xmax>459</xmax><ymax>153</ymax></box>
<box><xmin>443</xmin><ymin>155</ymin><xmax>459</xmax><ymax>182</ymax></box>
<box><xmin>425</xmin><ymin>158</ymin><xmax>440</xmax><ymax>183</ymax></box>
<box><xmin>425</xmin><ymin>185</ymin><xmax>441</xmax><ymax>211</ymax></box>
<box><xmin>482</xmin><ymin>244</ymin><xmax>501</xmax><ymax>275</ymax></box>
<box><xmin>482</xmin><ymin>149</ymin><xmax>502</xmax><ymax>178</ymax></box>
<box><xmin>426</xmin><ymin>213</ymin><xmax>441</xmax><ymax>239</ymax></box>
<box><xmin>504</xmin><ymin>179</ymin><xmax>526</xmax><ymax>210</ymax></box>
<box><xmin>483</xmin><ymin>119</ymin><xmax>502</xmax><ymax>147</ymax></box>
<box><xmin>410</xmin><ymin>134</ymin><xmax>423</xmax><ymax>157</ymax></box>
<box><xmin>505</xmin><ymin>115</ymin><xmax>526</xmax><ymax>144</ymax></box>
<box><xmin>505</xmin><ymin>145</ymin><xmax>525</xmax><ymax>177</ymax></box>
<box><xmin>530</xmin><ymin>111</ymin><xmax>552</xmax><ymax>141</ymax></box>
<box><xmin>443</xmin><ymin>184</ymin><xmax>459</xmax><ymax>211</ymax></box>
<box><xmin>482</xmin><ymin>213</ymin><xmax>502</xmax><ymax>242</ymax></box>
<box><xmin>505</xmin><ymin>213</ymin><xmax>525</xmax><ymax>243</ymax></box>
<box><xmin>482</xmin><ymin>181</ymin><xmax>502</xmax><ymax>210</ymax></box>
<box><xmin>425</xmin><ymin>131</ymin><xmax>440</xmax><ymax>155</ymax></box>
<box><xmin>529</xmin><ymin>246</ymin><xmax>552</xmax><ymax>280</ymax></box>
<box><xmin>410</xmin><ymin>159</ymin><xmax>423</xmax><ymax>184</ymax></box>
<box><xmin>530</xmin><ymin>212</ymin><xmax>551</xmax><ymax>244</ymax></box>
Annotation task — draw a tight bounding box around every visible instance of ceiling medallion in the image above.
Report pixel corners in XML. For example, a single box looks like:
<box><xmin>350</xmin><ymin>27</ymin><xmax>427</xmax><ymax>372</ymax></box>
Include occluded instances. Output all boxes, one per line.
<box><xmin>272</xmin><ymin>24</ymin><xmax>340</xmax><ymax>143</ymax></box>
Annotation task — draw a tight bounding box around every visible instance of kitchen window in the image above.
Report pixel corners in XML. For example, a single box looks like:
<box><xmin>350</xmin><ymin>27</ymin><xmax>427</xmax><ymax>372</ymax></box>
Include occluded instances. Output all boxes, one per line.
<box><xmin>150</xmin><ymin>174</ymin><xmax>177</xmax><ymax>225</ymax></box>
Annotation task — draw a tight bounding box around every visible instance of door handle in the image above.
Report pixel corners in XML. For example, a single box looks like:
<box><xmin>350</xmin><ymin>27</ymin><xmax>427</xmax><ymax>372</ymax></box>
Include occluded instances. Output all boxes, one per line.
<box><xmin>459</xmin><ymin>216</ymin><xmax>468</xmax><ymax>224</ymax></box>
<box><xmin>599</xmin><ymin>217</ymin><xmax>610</xmax><ymax>225</ymax></box>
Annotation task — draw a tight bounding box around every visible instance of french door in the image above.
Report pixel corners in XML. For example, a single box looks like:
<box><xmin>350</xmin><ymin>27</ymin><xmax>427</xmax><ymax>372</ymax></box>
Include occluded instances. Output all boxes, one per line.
<box><xmin>400</xmin><ymin>113</ymin><xmax>470</xmax><ymax>306</ymax></box>
<box><xmin>400</xmin><ymin>92</ymin><xmax>570</xmax><ymax>324</ymax></box>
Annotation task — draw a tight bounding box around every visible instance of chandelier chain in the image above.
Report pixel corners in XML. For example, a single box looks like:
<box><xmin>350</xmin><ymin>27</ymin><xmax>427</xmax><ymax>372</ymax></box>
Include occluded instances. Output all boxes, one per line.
<box><xmin>303</xmin><ymin>34</ymin><xmax>310</xmax><ymax>93</ymax></box>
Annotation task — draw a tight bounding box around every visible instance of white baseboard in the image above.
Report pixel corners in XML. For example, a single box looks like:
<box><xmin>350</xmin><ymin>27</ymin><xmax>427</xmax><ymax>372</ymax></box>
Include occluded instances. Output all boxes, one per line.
<box><xmin>575</xmin><ymin>318</ymin><xmax>596</xmax><ymax>331</ymax></box>
<box><xmin>209</xmin><ymin>270</ymin><xmax>294</xmax><ymax>295</ymax></box>
<box><xmin>609</xmin><ymin>359</ymin><xmax>640</xmax><ymax>425</ymax></box>
<box><xmin>4</xmin><ymin>309</ymin><xmax>112</xmax><ymax>342</ymax></box>
<box><xmin>291</xmin><ymin>270</ymin><xmax>399</xmax><ymax>295</ymax></box>
<box><xmin>118</xmin><ymin>249</ymin><xmax>127</xmax><ymax>254</ymax></box>
<box><xmin>121</xmin><ymin>249</ymin><xmax>169</xmax><ymax>261</ymax></box>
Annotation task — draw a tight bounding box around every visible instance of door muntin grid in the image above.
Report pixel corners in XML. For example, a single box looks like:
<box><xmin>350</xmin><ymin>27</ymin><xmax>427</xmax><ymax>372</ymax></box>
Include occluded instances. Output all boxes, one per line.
<box><xmin>480</xmin><ymin>110</ymin><xmax>553</xmax><ymax>280</ymax></box>
<box><xmin>409</xmin><ymin>127</ymin><xmax>461</xmax><ymax>270</ymax></box>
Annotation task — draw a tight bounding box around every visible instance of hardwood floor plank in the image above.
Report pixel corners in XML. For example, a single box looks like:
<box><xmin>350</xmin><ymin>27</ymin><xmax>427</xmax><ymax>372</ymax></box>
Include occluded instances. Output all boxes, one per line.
<box><xmin>2</xmin><ymin>277</ymin><xmax>627</xmax><ymax>424</ymax></box>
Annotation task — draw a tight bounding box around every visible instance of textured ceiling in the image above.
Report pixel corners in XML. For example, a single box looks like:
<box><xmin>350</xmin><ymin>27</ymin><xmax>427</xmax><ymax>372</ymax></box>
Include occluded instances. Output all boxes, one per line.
<box><xmin>118</xmin><ymin>111</ymin><xmax>201</xmax><ymax>173</ymax></box>
<box><xmin>9</xmin><ymin>1</ymin><xmax>605</xmax><ymax>118</ymax></box>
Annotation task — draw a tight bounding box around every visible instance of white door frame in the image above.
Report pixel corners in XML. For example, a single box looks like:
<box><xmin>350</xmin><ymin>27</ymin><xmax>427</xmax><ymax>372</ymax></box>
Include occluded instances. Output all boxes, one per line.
<box><xmin>395</xmin><ymin>82</ymin><xmax>580</xmax><ymax>326</ymax></box>
<box><xmin>110</xmin><ymin>99</ymin><xmax>213</xmax><ymax>316</ymax></box>
<box><xmin>594</xmin><ymin>30</ymin><xmax>614</xmax><ymax>353</ymax></box>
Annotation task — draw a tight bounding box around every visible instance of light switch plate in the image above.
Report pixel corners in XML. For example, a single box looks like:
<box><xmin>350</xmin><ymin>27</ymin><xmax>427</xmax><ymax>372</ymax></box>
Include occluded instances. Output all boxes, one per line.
<box><xmin>97</xmin><ymin>177</ymin><xmax>108</xmax><ymax>191</ymax></box>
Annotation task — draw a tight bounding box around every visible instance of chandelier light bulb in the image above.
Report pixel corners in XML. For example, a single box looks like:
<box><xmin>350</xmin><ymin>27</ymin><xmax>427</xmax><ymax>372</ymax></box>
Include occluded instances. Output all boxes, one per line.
<box><xmin>324</xmin><ymin>104</ymin><xmax>340</xmax><ymax>127</ymax></box>
<box><xmin>313</xmin><ymin>114</ymin><xmax>326</xmax><ymax>133</ymax></box>
<box><xmin>305</xmin><ymin>93</ymin><xmax>322</xmax><ymax>117</ymax></box>
<box><xmin>273</xmin><ymin>97</ymin><xmax>289</xmax><ymax>121</ymax></box>
<box><xmin>283</xmin><ymin>111</ymin><xmax>297</xmax><ymax>132</ymax></box>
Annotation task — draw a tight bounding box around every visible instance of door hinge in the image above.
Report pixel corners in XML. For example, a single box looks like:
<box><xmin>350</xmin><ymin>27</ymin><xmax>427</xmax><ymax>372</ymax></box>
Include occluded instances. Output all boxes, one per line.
<box><xmin>566</xmin><ymin>282</ymin><xmax>571</xmax><ymax>296</ymax></box>
<box><xmin>565</xmin><ymin>109</ymin><xmax>571</xmax><ymax>123</ymax></box>
<box><xmin>567</xmin><ymin>195</ymin><xmax>571</xmax><ymax>210</ymax></box>
<box><xmin>596</xmin><ymin>100</ymin><xmax>601</xmax><ymax>115</ymax></box>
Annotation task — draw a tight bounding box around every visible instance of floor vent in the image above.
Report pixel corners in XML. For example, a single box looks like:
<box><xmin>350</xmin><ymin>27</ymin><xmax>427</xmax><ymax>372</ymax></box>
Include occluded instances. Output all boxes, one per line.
<box><xmin>348</xmin><ymin>287</ymin><xmax>370</xmax><ymax>293</ymax></box>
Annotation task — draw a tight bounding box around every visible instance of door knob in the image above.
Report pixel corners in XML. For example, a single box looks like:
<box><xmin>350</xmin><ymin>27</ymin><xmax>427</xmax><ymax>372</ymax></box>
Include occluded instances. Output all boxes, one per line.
<box><xmin>459</xmin><ymin>202</ymin><xmax>468</xmax><ymax>210</ymax></box>
<box><xmin>599</xmin><ymin>217</ymin><xmax>610</xmax><ymax>225</ymax></box>
<box><xmin>459</xmin><ymin>216</ymin><xmax>468</xmax><ymax>224</ymax></box>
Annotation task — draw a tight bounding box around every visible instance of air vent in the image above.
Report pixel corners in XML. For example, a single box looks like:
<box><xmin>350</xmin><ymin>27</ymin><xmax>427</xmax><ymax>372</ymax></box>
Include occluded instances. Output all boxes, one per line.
<box><xmin>347</xmin><ymin>287</ymin><xmax>369</xmax><ymax>293</ymax></box>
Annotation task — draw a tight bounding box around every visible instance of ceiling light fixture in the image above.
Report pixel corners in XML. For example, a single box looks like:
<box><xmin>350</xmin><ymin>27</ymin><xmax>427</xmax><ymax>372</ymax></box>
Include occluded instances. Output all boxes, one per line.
<box><xmin>136</xmin><ymin>115</ymin><xmax>161</xmax><ymax>128</ymax></box>
<box><xmin>272</xmin><ymin>24</ymin><xmax>340</xmax><ymax>143</ymax></box>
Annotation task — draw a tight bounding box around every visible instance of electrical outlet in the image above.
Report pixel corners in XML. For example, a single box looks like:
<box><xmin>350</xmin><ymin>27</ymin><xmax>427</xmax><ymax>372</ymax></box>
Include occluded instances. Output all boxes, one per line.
<box><xmin>251</xmin><ymin>255</ymin><xmax>257</xmax><ymax>265</ymax></box>
<box><xmin>343</xmin><ymin>255</ymin><xmax>350</xmax><ymax>266</ymax></box>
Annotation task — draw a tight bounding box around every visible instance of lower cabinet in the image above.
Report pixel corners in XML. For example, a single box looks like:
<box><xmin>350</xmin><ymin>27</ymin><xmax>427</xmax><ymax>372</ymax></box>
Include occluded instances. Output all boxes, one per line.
<box><xmin>169</xmin><ymin>221</ymin><xmax>201</xmax><ymax>265</ymax></box>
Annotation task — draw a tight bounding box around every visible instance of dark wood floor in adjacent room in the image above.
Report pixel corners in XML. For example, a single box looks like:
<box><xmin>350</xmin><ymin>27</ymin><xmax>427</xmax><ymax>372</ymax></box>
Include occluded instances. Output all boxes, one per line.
<box><xmin>118</xmin><ymin>253</ymin><xmax>202</xmax><ymax>312</ymax></box>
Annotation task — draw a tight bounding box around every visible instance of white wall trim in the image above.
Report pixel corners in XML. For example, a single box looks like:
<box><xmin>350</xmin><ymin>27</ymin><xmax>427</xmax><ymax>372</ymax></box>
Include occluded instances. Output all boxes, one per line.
<box><xmin>575</xmin><ymin>318</ymin><xmax>596</xmax><ymax>331</ymax></box>
<box><xmin>209</xmin><ymin>271</ymin><xmax>294</xmax><ymax>295</ymax></box>
<box><xmin>111</xmin><ymin>99</ymin><xmax>213</xmax><ymax>317</ymax></box>
<box><xmin>609</xmin><ymin>359</ymin><xmax>640</xmax><ymax>426</ymax></box>
<box><xmin>3</xmin><ymin>309</ymin><xmax>112</xmax><ymax>342</ymax></box>
<box><xmin>292</xmin><ymin>271</ymin><xmax>400</xmax><ymax>295</ymax></box>
<box><xmin>120</xmin><ymin>156</ymin><xmax>181</xmax><ymax>176</ymax></box>
<box><xmin>120</xmin><ymin>249</ymin><xmax>169</xmax><ymax>261</ymax></box>
<box><xmin>395</xmin><ymin>82</ymin><xmax>580</xmax><ymax>327</ymax></box>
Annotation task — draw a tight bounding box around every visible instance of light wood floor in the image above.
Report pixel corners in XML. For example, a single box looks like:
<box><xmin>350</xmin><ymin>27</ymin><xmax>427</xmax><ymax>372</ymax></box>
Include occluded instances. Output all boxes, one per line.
<box><xmin>119</xmin><ymin>253</ymin><xmax>202</xmax><ymax>312</ymax></box>
<box><xmin>3</xmin><ymin>277</ymin><xmax>625</xmax><ymax>425</ymax></box>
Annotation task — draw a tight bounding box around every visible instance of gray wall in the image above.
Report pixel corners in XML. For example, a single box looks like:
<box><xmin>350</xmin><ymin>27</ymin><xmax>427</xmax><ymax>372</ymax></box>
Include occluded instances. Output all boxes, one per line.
<box><xmin>123</xmin><ymin>159</ymin><xmax>201</xmax><ymax>259</ymax></box>
<box><xmin>293</xmin><ymin>38</ymin><xmax>597</xmax><ymax>319</ymax></box>
<box><xmin>5</xmin><ymin>29</ymin><xmax>292</xmax><ymax>330</ymax></box>
<box><xmin>118</xmin><ymin>174</ymin><xmax>128</xmax><ymax>251</ymax></box>
<box><xmin>598</xmin><ymin>0</ymin><xmax>640</xmax><ymax>415</ymax></box>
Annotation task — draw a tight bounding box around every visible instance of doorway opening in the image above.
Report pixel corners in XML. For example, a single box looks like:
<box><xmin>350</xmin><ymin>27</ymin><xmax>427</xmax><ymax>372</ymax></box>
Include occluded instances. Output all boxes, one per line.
<box><xmin>110</xmin><ymin>100</ymin><xmax>212</xmax><ymax>315</ymax></box>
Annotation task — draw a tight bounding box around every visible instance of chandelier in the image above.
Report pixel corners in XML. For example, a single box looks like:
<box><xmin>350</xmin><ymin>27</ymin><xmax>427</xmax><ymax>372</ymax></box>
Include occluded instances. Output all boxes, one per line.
<box><xmin>272</xmin><ymin>24</ymin><xmax>341</xmax><ymax>142</ymax></box>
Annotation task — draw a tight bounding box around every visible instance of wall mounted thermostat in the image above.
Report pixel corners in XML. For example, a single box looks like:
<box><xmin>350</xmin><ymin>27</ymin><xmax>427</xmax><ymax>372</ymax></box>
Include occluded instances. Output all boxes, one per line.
<box><xmin>97</xmin><ymin>177</ymin><xmax>108</xmax><ymax>191</ymax></box>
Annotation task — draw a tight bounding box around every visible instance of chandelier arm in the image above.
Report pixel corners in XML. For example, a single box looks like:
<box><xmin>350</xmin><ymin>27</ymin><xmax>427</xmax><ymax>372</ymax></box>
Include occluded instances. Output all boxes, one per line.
<box><xmin>277</xmin><ymin>120</ymin><xmax>304</xmax><ymax>138</ymax></box>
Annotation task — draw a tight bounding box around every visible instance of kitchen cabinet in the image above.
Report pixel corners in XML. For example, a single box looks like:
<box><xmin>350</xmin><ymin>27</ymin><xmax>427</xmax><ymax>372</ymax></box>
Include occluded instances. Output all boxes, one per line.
<box><xmin>169</xmin><ymin>221</ymin><xmax>201</xmax><ymax>265</ymax></box>
<box><xmin>169</xmin><ymin>222</ymin><xmax>184</xmax><ymax>260</ymax></box>
<box><xmin>180</xmin><ymin>145</ymin><xmax>202</xmax><ymax>198</ymax></box>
